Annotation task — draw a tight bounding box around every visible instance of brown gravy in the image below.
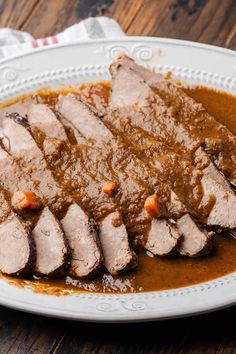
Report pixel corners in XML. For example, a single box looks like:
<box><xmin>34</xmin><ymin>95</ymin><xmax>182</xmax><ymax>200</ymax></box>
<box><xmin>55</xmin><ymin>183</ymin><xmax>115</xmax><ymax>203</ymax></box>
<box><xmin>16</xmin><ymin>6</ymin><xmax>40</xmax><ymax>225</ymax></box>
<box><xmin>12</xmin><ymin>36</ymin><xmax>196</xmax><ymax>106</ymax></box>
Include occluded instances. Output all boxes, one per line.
<box><xmin>1</xmin><ymin>83</ymin><xmax>236</xmax><ymax>294</ymax></box>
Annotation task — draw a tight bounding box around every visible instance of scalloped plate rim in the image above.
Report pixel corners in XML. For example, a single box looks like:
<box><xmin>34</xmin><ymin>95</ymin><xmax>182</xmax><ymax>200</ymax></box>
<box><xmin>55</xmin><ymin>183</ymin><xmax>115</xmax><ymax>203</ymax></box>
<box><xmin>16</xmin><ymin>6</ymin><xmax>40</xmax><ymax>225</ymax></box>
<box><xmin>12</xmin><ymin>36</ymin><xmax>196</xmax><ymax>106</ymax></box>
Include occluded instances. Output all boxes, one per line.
<box><xmin>0</xmin><ymin>36</ymin><xmax>235</xmax><ymax>65</ymax></box>
<box><xmin>0</xmin><ymin>37</ymin><xmax>235</xmax><ymax>322</ymax></box>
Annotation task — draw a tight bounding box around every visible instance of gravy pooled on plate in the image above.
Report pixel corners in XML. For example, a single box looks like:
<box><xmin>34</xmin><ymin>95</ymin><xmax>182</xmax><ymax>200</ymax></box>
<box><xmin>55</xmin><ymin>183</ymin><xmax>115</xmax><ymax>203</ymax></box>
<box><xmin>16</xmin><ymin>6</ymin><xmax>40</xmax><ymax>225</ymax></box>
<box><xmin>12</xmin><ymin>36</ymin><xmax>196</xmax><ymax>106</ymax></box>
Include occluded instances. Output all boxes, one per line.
<box><xmin>0</xmin><ymin>81</ymin><xmax>236</xmax><ymax>294</ymax></box>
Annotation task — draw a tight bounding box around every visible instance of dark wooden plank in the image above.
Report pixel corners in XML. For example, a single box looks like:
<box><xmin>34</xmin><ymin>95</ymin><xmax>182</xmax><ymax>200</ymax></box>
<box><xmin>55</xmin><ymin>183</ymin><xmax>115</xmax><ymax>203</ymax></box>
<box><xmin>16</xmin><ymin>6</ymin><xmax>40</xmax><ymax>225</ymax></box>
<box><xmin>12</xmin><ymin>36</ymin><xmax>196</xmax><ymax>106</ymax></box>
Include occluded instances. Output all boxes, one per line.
<box><xmin>7</xmin><ymin>0</ymin><xmax>115</xmax><ymax>38</ymax></box>
<box><xmin>0</xmin><ymin>306</ymin><xmax>65</xmax><ymax>354</ymax></box>
<box><xmin>0</xmin><ymin>0</ymin><xmax>235</xmax><ymax>49</ymax></box>
<box><xmin>0</xmin><ymin>0</ymin><xmax>39</xmax><ymax>31</ymax></box>
<box><xmin>109</xmin><ymin>0</ymin><xmax>236</xmax><ymax>49</ymax></box>
<box><xmin>54</xmin><ymin>307</ymin><xmax>236</xmax><ymax>354</ymax></box>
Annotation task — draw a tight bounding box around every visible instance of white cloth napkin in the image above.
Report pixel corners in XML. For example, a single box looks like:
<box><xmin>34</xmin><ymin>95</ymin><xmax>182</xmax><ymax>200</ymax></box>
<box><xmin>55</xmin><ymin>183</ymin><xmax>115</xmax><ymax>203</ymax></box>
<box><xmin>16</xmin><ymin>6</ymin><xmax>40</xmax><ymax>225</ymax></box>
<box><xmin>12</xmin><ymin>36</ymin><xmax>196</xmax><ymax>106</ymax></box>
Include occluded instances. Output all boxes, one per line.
<box><xmin>0</xmin><ymin>17</ymin><xmax>125</xmax><ymax>60</ymax></box>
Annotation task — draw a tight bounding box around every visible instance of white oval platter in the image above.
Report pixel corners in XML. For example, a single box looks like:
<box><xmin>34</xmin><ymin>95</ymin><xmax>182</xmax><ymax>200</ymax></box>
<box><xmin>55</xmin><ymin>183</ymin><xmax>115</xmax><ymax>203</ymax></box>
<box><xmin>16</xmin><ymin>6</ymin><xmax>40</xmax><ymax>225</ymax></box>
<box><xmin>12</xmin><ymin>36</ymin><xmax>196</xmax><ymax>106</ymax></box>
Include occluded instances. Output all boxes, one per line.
<box><xmin>0</xmin><ymin>37</ymin><xmax>235</xmax><ymax>322</ymax></box>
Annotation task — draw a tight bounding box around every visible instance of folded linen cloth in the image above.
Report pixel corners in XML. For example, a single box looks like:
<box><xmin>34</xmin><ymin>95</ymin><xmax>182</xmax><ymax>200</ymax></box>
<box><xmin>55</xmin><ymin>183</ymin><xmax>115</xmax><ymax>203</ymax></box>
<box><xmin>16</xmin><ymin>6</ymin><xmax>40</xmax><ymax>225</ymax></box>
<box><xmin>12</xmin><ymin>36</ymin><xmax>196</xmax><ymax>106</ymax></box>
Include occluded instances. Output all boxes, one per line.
<box><xmin>0</xmin><ymin>17</ymin><xmax>125</xmax><ymax>60</ymax></box>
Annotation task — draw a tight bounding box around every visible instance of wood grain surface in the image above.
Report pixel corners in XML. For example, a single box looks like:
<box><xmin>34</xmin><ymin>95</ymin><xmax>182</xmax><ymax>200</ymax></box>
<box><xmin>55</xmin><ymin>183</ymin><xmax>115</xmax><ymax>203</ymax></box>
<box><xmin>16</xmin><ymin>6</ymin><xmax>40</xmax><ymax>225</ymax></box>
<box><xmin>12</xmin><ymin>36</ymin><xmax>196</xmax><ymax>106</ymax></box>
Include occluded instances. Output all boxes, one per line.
<box><xmin>0</xmin><ymin>0</ymin><xmax>235</xmax><ymax>353</ymax></box>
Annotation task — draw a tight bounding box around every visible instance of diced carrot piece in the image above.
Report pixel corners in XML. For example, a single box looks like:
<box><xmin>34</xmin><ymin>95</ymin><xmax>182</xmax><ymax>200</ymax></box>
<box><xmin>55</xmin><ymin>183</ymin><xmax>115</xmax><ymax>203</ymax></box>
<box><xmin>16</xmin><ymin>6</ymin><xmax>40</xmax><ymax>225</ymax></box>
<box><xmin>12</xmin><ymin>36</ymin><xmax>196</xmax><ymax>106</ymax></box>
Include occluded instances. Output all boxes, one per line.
<box><xmin>144</xmin><ymin>194</ymin><xmax>160</xmax><ymax>218</ymax></box>
<box><xmin>12</xmin><ymin>191</ymin><xmax>42</xmax><ymax>211</ymax></box>
<box><xmin>102</xmin><ymin>182</ymin><xmax>118</xmax><ymax>196</ymax></box>
<box><xmin>164</xmin><ymin>71</ymin><xmax>172</xmax><ymax>80</ymax></box>
<box><xmin>26</xmin><ymin>165</ymin><xmax>37</xmax><ymax>173</ymax></box>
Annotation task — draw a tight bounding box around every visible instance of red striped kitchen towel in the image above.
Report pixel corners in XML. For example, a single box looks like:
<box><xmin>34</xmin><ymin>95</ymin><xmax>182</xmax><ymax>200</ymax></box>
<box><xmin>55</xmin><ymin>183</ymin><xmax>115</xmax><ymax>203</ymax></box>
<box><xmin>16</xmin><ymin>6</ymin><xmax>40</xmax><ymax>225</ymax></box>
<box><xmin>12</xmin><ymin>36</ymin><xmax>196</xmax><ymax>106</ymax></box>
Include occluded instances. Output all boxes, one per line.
<box><xmin>0</xmin><ymin>17</ymin><xmax>125</xmax><ymax>60</ymax></box>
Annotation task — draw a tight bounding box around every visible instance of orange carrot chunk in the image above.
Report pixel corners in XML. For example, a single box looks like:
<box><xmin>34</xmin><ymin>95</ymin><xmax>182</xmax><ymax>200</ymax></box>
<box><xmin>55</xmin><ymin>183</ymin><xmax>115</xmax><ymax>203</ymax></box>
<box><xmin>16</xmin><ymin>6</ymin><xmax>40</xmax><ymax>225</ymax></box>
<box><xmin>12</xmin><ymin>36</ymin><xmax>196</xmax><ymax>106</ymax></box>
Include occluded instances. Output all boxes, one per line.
<box><xmin>102</xmin><ymin>182</ymin><xmax>118</xmax><ymax>196</ymax></box>
<box><xmin>144</xmin><ymin>194</ymin><xmax>160</xmax><ymax>218</ymax></box>
<box><xmin>12</xmin><ymin>191</ymin><xmax>42</xmax><ymax>211</ymax></box>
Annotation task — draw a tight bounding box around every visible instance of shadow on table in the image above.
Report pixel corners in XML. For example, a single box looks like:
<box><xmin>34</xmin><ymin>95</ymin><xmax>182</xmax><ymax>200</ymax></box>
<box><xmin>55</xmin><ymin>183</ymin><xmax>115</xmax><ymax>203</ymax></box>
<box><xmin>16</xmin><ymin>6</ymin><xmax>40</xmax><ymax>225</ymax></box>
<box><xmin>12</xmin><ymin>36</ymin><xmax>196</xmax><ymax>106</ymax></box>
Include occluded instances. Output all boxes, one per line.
<box><xmin>0</xmin><ymin>305</ymin><xmax>235</xmax><ymax>353</ymax></box>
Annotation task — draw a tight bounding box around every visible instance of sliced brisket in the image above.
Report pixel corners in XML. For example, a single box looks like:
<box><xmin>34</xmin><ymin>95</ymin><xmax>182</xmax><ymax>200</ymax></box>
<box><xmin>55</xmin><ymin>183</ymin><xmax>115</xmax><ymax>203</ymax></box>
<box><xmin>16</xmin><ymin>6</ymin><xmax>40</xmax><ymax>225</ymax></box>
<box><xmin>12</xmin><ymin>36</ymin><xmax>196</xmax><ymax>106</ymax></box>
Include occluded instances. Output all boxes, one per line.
<box><xmin>176</xmin><ymin>214</ymin><xmax>212</xmax><ymax>256</ymax></box>
<box><xmin>28</xmin><ymin>103</ymin><xmax>136</xmax><ymax>274</ymax></box>
<box><xmin>0</xmin><ymin>114</ymin><xmax>102</xmax><ymax>278</ymax></box>
<box><xmin>29</xmin><ymin>102</ymin><xmax>180</xmax><ymax>259</ymax></box>
<box><xmin>58</xmin><ymin>96</ymin><xmax>212</xmax><ymax>257</ymax></box>
<box><xmin>0</xmin><ymin>189</ymin><xmax>35</xmax><ymax>276</ymax></box>
<box><xmin>0</xmin><ymin>140</ymin><xmax>70</xmax><ymax>277</ymax></box>
<box><xmin>0</xmin><ymin>113</ymin><xmax>70</xmax><ymax>215</ymax></box>
<box><xmin>57</xmin><ymin>96</ymin><xmax>184</xmax><ymax>255</ymax></box>
<box><xmin>99</xmin><ymin>211</ymin><xmax>137</xmax><ymax>273</ymax></box>
<box><xmin>58</xmin><ymin>96</ymin><xmax>184</xmax><ymax>215</ymax></box>
<box><xmin>32</xmin><ymin>207</ymin><xmax>69</xmax><ymax>277</ymax></box>
<box><xmin>111</xmin><ymin>54</ymin><xmax>236</xmax><ymax>186</ymax></box>
<box><xmin>61</xmin><ymin>204</ymin><xmax>102</xmax><ymax>277</ymax></box>
<box><xmin>108</xmin><ymin>56</ymin><xmax>236</xmax><ymax>230</ymax></box>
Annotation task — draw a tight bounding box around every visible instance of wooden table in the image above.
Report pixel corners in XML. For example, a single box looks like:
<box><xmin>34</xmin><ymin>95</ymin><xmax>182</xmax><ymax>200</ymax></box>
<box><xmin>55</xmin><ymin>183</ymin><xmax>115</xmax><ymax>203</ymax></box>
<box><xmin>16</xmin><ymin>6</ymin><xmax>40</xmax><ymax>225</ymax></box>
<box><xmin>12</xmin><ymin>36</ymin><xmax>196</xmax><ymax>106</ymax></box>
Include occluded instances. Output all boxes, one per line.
<box><xmin>0</xmin><ymin>1</ymin><xmax>235</xmax><ymax>353</ymax></box>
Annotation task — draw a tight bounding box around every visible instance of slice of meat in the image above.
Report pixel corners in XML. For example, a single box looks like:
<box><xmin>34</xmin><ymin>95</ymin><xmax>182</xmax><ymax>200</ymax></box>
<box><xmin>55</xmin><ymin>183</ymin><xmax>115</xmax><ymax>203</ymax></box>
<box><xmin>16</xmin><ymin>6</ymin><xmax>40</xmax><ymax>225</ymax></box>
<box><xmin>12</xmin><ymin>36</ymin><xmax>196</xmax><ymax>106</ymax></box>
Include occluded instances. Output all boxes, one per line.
<box><xmin>0</xmin><ymin>113</ymin><xmax>71</xmax><ymax>215</ymax></box>
<box><xmin>109</xmin><ymin>56</ymin><xmax>152</xmax><ymax>110</ymax></box>
<box><xmin>0</xmin><ymin>145</ymin><xmax>37</xmax><ymax>195</ymax></box>
<box><xmin>28</xmin><ymin>103</ymin><xmax>136</xmax><ymax>274</ymax></box>
<box><xmin>99</xmin><ymin>211</ymin><xmax>137</xmax><ymax>274</ymax></box>
<box><xmin>60</xmin><ymin>115</ymin><xmax>89</xmax><ymax>145</ymax></box>
<box><xmin>0</xmin><ymin>115</ymin><xmax>103</xmax><ymax>277</ymax></box>
<box><xmin>145</xmin><ymin>219</ymin><xmax>180</xmax><ymax>256</ymax></box>
<box><xmin>57</xmin><ymin>96</ymin><xmax>182</xmax><ymax>256</ymax></box>
<box><xmin>0</xmin><ymin>214</ymin><xmax>34</xmax><ymax>276</ymax></box>
<box><xmin>58</xmin><ymin>96</ymin><xmax>113</xmax><ymax>145</ymax></box>
<box><xmin>201</xmin><ymin>174</ymin><xmax>236</xmax><ymax>229</ymax></box>
<box><xmin>61</xmin><ymin>204</ymin><xmax>102</xmax><ymax>278</ymax></box>
<box><xmin>177</xmin><ymin>214</ymin><xmax>211</xmax><ymax>256</ymax></box>
<box><xmin>111</xmin><ymin>54</ymin><xmax>236</xmax><ymax>186</ymax></box>
<box><xmin>27</xmin><ymin>104</ymin><xmax>68</xmax><ymax>140</ymax></box>
<box><xmin>108</xmin><ymin>56</ymin><xmax>236</xmax><ymax>230</ymax></box>
<box><xmin>194</xmin><ymin>147</ymin><xmax>233</xmax><ymax>194</ymax></box>
<box><xmin>32</xmin><ymin>207</ymin><xmax>69</xmax><ymax>277</ymax></box>
<box><xmin>0</xmin><ymin>190</ymin><xmax>35</xmax><ymax>276</ymax></box>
